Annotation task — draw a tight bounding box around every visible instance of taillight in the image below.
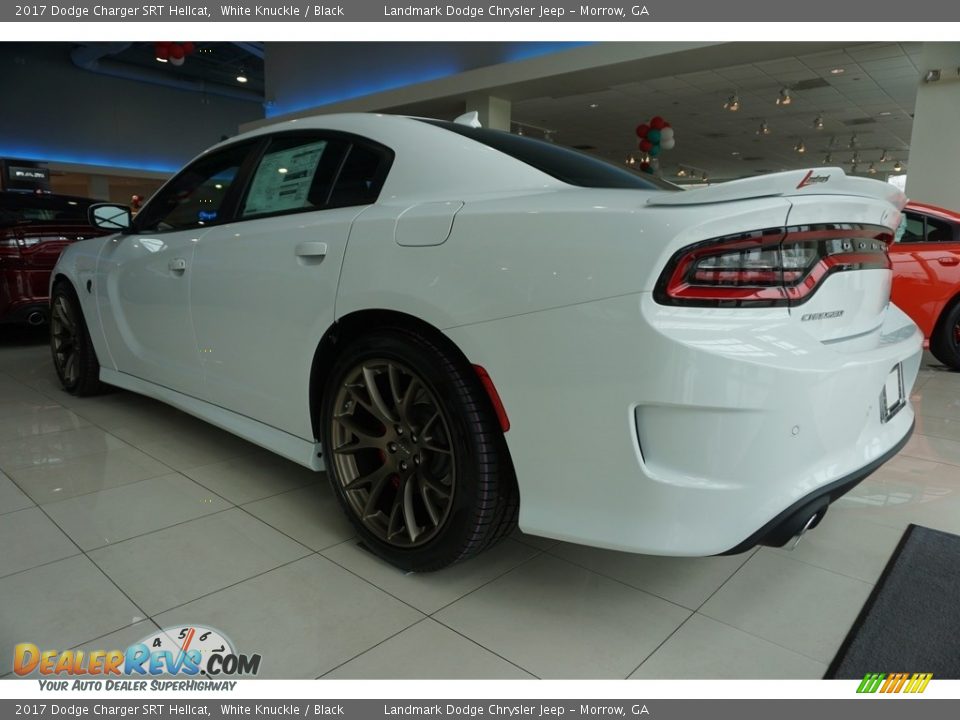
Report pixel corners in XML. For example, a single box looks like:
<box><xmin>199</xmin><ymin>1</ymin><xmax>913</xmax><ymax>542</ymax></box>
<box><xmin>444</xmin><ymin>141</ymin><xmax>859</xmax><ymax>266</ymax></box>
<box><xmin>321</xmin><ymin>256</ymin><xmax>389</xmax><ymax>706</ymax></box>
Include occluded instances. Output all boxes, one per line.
<box><xmin>654</xmin><ymin>224</ymin><xmax>892</xmax><ymax>307</ymax></box>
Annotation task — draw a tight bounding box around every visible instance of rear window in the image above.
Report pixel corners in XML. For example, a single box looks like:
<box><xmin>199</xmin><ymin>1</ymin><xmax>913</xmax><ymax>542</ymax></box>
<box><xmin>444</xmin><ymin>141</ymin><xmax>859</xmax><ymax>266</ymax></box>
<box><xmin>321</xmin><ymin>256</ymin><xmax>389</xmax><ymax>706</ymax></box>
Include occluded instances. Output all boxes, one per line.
<box><xmin>419</xmin><ymin>119</ymin><xmax>678</xmax><ymax>191</ymax></box>
<box><xmin>0</xmin><ymin>194</ymin><xmax>93</xmax><ymax>225</ymax></box>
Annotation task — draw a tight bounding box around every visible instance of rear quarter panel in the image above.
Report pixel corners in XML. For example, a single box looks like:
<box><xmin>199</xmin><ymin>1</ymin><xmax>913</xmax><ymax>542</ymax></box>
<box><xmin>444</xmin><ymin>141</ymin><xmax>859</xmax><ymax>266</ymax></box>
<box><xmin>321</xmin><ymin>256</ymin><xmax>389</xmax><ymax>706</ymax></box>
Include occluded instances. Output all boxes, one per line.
<box><xmin>335</xmin><ymin>190</ymin><xmax>792</xmax><ymax>330</ymax></box>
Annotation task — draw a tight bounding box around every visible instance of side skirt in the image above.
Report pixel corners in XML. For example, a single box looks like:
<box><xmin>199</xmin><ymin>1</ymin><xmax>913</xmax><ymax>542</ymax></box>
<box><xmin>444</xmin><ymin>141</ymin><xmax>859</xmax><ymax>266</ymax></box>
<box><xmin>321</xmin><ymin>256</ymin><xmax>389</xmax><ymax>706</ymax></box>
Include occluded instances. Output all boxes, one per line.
<box><xmin>99</xmin><ymin>368</ymin><xmax>325</xmax><ymax>471</ymax></box>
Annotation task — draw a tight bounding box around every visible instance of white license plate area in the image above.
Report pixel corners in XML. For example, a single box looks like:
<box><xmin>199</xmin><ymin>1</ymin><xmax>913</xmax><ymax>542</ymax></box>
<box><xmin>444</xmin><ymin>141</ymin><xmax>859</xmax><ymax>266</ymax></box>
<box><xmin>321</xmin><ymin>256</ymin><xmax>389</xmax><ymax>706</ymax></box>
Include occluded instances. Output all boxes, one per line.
<box><xmin>881</xmin><ymin>363</ymin><xmax>905</xmax><ymax>423</ymax></box>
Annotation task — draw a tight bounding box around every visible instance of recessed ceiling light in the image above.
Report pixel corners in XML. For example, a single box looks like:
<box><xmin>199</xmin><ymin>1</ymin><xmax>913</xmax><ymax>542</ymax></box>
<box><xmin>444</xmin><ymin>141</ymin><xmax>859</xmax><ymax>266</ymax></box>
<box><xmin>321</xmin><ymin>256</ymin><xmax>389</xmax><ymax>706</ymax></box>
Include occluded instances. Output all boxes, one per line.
<box><xmin>878</xmin><ymin>111</ymin><xmax>892</xmax><ymax>116</ymax></box>
<box><xmin>730</xmin><ymin>151</ymin><xmax>741</xmax><ymax>156</ymax></box>
<box><xmin>830</xmin><ymin>68</ymin><xmax>845</xmax><ymax>75</ymax></box>
<box><xmin>588</xmin><ymin>103</ymin><xmax>599</xmax><ymax>109</ymax></box>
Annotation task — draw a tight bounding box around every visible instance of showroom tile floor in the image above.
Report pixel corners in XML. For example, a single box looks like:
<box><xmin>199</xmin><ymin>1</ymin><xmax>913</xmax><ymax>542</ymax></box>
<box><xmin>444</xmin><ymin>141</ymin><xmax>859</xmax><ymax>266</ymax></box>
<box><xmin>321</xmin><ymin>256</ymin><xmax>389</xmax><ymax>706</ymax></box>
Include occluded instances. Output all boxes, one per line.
<box><xmin>1</xmin><ymin>327</ymin><xmax>959</xmax><ymax>679</ymax></box>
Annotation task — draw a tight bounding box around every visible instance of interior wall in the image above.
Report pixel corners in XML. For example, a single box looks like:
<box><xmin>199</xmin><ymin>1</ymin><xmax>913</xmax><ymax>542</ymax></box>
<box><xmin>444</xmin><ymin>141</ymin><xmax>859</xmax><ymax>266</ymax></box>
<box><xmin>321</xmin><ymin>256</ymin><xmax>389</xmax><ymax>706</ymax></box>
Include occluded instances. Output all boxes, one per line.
<box><xmin>49</xmin><ymin>171</ymin><xmax>164</xmax><ymax>204</ymax></box>
<box><xmin>0</xmin><ymin>43</ymin><xmax>264</xmax><ymax>175</ymax></box>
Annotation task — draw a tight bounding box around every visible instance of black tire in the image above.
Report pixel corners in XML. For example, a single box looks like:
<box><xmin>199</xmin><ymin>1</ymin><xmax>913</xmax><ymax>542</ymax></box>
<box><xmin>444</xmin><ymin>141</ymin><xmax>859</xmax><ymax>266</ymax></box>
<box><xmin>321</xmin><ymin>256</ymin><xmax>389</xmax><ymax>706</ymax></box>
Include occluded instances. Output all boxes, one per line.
<box><xmin>930</xmin><ymin>300</ymin><xmax>960</xmax><ymax>371</ymax></box>
<box><xmin>320</xmin><ymin>326</ymin><xmax>518</xmax><ymax>572</ymax></box>
<box><xmin>50</xmin><ymin>281</ymin><xmax>104</xmax><ymax>396</ymax></box>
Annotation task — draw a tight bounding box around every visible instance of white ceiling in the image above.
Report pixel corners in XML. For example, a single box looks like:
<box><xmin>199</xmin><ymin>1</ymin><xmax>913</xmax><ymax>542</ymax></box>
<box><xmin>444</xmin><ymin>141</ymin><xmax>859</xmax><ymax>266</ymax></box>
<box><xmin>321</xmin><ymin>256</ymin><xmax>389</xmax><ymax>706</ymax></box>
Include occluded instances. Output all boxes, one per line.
<box><xmin>511</xmin><ymin>42</ymin><xmax>923</xmax><ymax>182</ymax></box>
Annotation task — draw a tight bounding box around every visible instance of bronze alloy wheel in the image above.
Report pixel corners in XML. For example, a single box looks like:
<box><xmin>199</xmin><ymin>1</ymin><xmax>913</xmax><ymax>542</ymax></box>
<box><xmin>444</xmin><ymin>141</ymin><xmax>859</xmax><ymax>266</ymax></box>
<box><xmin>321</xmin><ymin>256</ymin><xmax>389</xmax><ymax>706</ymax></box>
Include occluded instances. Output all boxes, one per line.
<box><xmin>329</xmin><ymin>358</ymin><xmax>456</xmax><ymax>548</ymax></box>
<box><xmin>50</xmin><ymin>293</ymin><xmax>81</xmax><ymax>387</ymax></box>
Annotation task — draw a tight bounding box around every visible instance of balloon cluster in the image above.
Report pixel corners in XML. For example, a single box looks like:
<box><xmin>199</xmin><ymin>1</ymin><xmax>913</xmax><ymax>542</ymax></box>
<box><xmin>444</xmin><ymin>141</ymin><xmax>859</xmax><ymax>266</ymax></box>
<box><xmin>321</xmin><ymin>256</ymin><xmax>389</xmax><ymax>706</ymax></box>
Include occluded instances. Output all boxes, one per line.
<box><xmin>634</xmin><ymin>116</ymin><xmax>676</xmax><ymax>173</ymax></box>
<box><xmin>155</xmin><ymin>42</ymin><xmax>196</xmax><ymax>67</ymax></box>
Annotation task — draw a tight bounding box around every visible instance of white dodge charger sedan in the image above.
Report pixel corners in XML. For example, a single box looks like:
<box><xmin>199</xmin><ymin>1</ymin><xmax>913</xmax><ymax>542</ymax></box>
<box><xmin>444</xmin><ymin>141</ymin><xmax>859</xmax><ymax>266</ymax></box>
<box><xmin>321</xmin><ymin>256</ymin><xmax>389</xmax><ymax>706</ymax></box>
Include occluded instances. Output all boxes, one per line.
<box><xmin>51</xmin><ymin>112</ymin><xmax>921</xmax><ymax>571</ymax></box>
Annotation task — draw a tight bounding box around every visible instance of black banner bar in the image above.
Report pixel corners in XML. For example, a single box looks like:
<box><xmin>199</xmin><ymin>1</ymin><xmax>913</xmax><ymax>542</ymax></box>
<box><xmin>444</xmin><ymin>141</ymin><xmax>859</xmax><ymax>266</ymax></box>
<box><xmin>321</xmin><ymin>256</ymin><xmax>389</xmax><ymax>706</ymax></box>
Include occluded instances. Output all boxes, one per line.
<box><xmin>4</xmin><ymin>0</ymin><xmax>960</xmax><ymax>22</ymax></box>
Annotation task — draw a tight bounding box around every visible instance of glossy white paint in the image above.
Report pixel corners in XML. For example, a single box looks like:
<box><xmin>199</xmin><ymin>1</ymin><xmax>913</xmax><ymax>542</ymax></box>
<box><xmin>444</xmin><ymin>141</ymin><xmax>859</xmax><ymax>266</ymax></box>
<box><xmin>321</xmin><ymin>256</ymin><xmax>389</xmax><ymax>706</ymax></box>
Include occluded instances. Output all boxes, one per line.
<box><xmin>52</xmin><ymin>113</ymin><xmax>922</xmax><ymax>556</ymax></box>
<box><xmin>96</xmin><ymin>229</ymin><xmax>205</xmax><ymax>398</ymax></box>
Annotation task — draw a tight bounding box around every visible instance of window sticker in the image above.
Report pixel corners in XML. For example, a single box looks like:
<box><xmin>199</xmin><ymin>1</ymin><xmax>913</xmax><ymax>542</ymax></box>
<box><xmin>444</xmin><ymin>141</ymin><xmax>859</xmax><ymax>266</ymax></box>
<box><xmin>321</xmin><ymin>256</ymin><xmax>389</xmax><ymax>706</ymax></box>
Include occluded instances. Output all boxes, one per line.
<box><xmin>243</xmin><ymin>140</ymin><xmax>327</xmax><ymax>217</ymax></box>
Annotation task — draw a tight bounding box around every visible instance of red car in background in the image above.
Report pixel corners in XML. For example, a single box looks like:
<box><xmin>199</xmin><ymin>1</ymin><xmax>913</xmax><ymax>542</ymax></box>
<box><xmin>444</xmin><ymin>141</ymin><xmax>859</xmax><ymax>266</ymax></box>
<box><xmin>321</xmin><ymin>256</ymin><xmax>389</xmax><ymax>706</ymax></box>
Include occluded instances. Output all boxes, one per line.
<box><xmin>0</xmin><ymin>192</ymin><xmax>110</xmax><ymax>326</ymax></box>
<box><xmin>891</xmin><ymin>201</ymin><xmax>960</xmax><ymax>369</ymax></box>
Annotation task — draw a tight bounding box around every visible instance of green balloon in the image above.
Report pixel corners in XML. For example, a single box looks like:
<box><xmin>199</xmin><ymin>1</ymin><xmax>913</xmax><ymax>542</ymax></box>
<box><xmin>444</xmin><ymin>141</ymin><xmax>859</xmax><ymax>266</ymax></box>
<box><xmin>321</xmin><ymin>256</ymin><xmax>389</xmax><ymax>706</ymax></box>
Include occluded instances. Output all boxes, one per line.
<box><xmin>647</xmin><ymin>129</ymin><xmax>662</xmax><ymax>143</ymax></box>
<box><xmin>649</xmin><ymin>144</ymin><xmax>661</xmax><ymax>157</ymax></box>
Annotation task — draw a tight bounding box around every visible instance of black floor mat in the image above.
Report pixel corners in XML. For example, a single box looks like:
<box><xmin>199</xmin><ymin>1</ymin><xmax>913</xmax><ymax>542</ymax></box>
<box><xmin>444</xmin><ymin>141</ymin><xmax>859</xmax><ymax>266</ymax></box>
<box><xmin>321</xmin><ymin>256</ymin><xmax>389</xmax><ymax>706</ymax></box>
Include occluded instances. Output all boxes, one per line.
<box><xmin>826</xmin><ymin>524</ymin><xmax>960</xmax><ymax>679</ymax></box>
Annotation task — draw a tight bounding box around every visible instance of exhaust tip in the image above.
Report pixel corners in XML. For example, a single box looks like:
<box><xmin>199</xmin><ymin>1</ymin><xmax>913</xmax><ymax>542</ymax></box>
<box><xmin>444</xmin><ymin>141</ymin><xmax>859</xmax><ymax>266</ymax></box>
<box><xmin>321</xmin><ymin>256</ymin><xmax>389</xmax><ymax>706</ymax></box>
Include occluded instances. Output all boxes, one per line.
<box><xmin>787</xmin><ymin>512</ymin><xmax>822</xmax><ymax>551</ymax></box>
<box><xmin>27</xmin><ymin>311</ymin><xmax>45</xmax><ymax>326</ymax></box>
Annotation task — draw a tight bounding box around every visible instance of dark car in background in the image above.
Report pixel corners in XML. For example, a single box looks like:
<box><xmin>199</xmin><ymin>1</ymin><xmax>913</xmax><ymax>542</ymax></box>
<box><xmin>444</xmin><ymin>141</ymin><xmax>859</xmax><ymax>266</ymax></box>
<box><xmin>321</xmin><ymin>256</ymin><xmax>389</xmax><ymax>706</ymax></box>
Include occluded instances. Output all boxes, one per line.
<box><xmin>0</xmin><ymin>192</ymin><xmax>111</xmax><ymax>325</ymax></box>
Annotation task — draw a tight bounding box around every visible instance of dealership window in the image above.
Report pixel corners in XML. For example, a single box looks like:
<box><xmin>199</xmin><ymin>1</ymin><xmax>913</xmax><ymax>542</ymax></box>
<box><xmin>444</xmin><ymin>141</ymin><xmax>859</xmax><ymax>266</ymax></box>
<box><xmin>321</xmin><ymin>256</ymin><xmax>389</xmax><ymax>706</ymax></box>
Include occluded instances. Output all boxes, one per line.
<box><xmin>0</xmin><ymin>194</ymin><xmax>92</xmax><ymax>224</ymax></box>
<box><xmin>134</xmin><ymin>143</ymin><xmax>252</xmax><ymax>233</ymax></box>
<box><xmin>900</xmin><ymin>211</ymin><xmax>954</xmax><ymax>243</ymax></box>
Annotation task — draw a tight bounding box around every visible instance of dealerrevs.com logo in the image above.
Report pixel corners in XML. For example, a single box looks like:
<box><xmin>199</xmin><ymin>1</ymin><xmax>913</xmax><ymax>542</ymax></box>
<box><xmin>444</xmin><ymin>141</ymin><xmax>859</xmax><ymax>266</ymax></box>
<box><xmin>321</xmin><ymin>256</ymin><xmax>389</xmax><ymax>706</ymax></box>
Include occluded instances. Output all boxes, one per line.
<box><xmin>14</xmin><ymin>625</ymin><xmax>261</xmax><ymax>691</ymax></box>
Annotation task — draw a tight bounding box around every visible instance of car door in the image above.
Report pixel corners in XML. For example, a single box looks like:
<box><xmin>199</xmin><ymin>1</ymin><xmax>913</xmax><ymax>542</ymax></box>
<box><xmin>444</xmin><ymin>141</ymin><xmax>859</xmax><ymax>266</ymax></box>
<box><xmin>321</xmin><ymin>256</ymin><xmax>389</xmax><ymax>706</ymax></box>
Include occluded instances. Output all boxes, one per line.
<box><xmin>96</xmin><ymin>141</ymin><xmax>257</xmax><ymax>398</ymax></box>
<box><xmin>189</xmin><ymin>132</ymin><xmax>393</xmax><ymax>439</ymax></box>
<box><xmin>890</xmin><ymin>209</ymin><xmax>960</xmax><ymax>339</ymax></box>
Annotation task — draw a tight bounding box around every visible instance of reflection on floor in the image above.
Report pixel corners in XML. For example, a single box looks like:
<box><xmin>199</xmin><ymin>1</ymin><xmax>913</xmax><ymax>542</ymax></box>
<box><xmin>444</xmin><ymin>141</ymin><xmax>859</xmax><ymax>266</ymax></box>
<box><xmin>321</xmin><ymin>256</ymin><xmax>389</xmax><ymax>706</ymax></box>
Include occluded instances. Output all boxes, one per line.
<box><xmin>1</xmin><ymin>326</ymin><xmax>957</xmax><ymax>679</ymax></box>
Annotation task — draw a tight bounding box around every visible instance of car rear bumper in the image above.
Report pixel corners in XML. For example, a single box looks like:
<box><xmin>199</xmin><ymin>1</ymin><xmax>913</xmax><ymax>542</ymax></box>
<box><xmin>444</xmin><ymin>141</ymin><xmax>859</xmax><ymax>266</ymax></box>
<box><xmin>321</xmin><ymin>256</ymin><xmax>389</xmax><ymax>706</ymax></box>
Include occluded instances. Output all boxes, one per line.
<box><xmin>1</xmin><ymin>267</ymin><xmax>53</xmax><ymax>324</ymax></box>
<box><xmin>446</xmin><ymin>291</ymin><xmax>923</xmax><ymax>556</ymax></box>
<box><xmin>718</xmin><ymin>417</ymin><xmax>914</xmax><ymax>554</ymax></box>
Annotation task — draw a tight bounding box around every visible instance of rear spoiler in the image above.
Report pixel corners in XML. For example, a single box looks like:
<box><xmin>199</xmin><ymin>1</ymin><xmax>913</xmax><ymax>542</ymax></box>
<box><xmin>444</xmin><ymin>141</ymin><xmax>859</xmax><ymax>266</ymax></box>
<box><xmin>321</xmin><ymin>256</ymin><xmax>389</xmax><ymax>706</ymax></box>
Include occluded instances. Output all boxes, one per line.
<box><xmin>647</xmin><ymin>167</ymin><xmax>906</xmax><ymax>209</ymax></box>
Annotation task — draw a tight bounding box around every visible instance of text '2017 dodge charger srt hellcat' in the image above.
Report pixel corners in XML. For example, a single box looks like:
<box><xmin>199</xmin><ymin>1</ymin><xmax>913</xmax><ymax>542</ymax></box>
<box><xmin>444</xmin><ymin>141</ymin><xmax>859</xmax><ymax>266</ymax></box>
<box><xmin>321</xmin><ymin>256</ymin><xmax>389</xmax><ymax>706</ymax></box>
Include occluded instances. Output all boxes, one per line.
<box><xmin>51</xmin><ymin>113</ymin><xmax>921</xmax><ymax>571</ymax></box>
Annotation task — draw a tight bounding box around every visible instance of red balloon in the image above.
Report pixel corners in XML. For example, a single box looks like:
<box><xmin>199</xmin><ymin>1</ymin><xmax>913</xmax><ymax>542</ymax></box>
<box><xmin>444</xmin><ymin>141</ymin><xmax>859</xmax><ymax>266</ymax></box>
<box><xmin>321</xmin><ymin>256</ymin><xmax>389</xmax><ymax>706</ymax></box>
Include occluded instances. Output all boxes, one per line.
<box><xmin>639</xmin><ymin>139</ymin><xmax>653</xmax><ymax>152</ymax></box>
<box><xmin>650</xmin><ymin>116</ymin><xmax>666</xmax><ymax>130</ymax></box>
<box><xmin>635</xmin><ymin>124</ymin><xmax>650</xmax><ymax>139</ymax></box>
<box><xmin>155</xmin><ymin>45</ymin><xmax>170</xmax><ymax>60</ymax></box>
<box><xmin>640</xmin><ymin>162</ymin><xmax>651</xmax><ymax>171</ymax></box>
<box><xmin>170</xmin><ymin>44</ymin><xmax>185</xmax><ymax>60</ymax></box>
<box><xmin>181</xmin><ymin>42</ymin><xmax>195</xmax><ymax>55</ymax></box>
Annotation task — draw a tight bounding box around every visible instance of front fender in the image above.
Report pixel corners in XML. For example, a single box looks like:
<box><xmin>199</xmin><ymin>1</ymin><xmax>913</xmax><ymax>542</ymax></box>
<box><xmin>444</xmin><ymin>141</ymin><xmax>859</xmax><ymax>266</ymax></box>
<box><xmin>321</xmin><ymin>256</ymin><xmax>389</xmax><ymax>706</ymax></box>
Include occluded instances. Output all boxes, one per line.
<box><xmin>51</xmin><ymin>235</ymin><xmax>115</xmax><ymax>370</ymax></box>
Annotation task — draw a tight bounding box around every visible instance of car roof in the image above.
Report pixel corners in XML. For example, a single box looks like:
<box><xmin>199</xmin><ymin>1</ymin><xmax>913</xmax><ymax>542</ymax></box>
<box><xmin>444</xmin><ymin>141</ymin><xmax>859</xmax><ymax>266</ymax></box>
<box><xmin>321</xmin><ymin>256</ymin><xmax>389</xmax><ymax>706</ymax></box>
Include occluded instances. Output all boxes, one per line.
<box><xmin>906</xmin><ymin>200</ymin><xmax>960</xmax><ymax>222</ymax></box>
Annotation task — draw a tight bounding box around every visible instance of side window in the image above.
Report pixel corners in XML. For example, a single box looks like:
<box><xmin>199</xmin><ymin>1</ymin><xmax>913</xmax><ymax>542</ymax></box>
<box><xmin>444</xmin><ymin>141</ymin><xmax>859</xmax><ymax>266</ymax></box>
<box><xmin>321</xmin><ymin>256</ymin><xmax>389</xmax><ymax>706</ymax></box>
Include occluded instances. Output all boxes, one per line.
<box><xmin>327</xmin><ymin>143</ymin><xmax>393</xmax><ymax>208</ymax></box>
<box><xmin>135</xmin><ymin>143</ymin><xmax>252</xmax><ymax>233</ymax></box>
<box><xmin>899</xmin><ymin>213</ymin><xmax>925</xmax><ymax>243</ymax></box>
<box><xmin>240</xmin><ymin>135</ymin><xmax>347</xmax><ymax>219</ymax></box>
<box><xmin>926</xmin><ymin>216</ymin><xmax>954</xmax><ymax>243</ymax></box>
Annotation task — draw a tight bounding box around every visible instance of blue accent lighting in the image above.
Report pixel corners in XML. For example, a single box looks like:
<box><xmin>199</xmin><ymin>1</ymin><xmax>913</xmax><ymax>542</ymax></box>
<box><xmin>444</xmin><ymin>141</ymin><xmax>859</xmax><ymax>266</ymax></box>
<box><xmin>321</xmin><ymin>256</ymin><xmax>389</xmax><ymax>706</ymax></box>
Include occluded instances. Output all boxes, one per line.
<box><xmin>267</xmin><ymin>42</ymin><xmax>594</xmax><ymax>118</ymax></box>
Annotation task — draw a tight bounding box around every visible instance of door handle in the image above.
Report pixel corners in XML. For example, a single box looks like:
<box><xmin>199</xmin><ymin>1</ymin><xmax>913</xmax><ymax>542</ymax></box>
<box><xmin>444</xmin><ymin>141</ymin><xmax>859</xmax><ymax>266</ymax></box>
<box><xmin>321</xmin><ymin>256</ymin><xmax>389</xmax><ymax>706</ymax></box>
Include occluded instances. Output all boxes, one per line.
<box><xmin>295</xmin><ymin>241</ymin><xmax>328</xmax><ymax>258</ymax></box>
<box><xmin>937</xmin><ymin>256</ymin><xmax>959</xmax><ymax>266</ymax></box>
<box><xmin>168</xmin><ymin>257</ymin><xmax>187</xmax><ymax>273</ymax></box>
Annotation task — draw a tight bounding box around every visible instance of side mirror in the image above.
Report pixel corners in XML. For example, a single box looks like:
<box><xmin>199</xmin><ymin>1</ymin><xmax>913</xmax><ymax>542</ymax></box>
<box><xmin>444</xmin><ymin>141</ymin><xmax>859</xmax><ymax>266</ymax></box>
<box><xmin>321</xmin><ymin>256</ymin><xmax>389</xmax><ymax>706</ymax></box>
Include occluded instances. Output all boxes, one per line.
<box><xmin>88</xmin><ymin>203</ymin><xmax>132</xmax><ymax>231</ymax></box>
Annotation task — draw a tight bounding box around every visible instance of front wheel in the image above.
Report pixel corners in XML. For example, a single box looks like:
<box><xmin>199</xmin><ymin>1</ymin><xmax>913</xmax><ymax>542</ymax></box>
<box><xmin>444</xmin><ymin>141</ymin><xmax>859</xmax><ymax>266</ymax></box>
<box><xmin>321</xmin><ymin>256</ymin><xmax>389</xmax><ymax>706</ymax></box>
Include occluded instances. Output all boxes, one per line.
<box><xmin>50</xmin><ymin>282</ymin><xmax>104</xmax><ymax>396</ymax></box>
<box><xmin>320</xmin><ymin>327</ymin><xmax>518</xmax><ymax>571</ymax></box>
<box><xmin>930</xmin><ymin>301</ymin><xmax>960</xmax><ymax>371</ymax></box>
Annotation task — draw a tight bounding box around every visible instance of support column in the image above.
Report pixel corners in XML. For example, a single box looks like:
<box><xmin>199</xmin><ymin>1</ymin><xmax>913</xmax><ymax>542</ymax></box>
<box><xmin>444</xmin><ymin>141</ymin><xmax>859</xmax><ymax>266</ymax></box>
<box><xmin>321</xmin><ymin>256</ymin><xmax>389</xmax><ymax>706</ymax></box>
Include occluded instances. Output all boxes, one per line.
<box><xmin>465</xmin><ymin>93</ymin><xmax>511</xmax><ymax>131</ymax></box>
<box><xmin>905</xmin><ymin>43</ymin><xmax>960</xmax><ymax>209</ymax></box>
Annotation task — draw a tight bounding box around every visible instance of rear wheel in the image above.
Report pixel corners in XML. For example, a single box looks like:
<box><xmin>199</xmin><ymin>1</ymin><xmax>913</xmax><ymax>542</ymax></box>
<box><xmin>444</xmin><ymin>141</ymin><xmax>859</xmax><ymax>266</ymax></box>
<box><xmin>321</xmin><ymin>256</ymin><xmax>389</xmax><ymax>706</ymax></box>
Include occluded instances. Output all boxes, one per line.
<box><xmin>320</xmin><ymin>327</ymin><xmax>518</xmax><ymax>571</ymax></box>
<box><xmin>930</xmin><ymin>301</ymin><xmax>960</xmax><ymax>371</ymax></box>
<box><xmin>50</xmin><ymin>282</ymin><xmax>104</xmax><ymax>396</ymax></box>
